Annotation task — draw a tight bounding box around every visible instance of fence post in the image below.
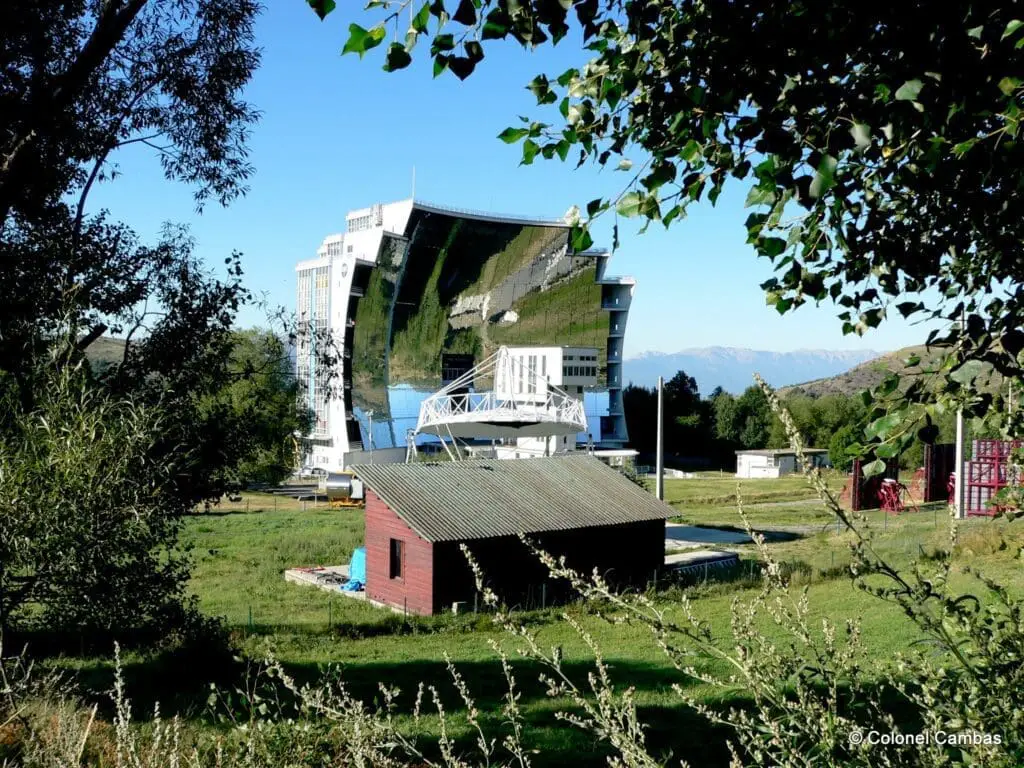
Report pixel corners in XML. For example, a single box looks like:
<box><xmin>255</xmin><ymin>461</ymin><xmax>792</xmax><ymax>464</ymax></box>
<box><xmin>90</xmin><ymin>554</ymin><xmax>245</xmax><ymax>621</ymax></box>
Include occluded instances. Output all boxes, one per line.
<box><xmin>246</xmin><ymin>500</ymin><xmax>249</xmax><ymax>514</ymax></box>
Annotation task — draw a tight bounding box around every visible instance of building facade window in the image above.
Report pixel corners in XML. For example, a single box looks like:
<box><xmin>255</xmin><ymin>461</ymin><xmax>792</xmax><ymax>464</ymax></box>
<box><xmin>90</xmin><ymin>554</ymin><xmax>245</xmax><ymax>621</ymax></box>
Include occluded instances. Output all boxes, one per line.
<box><xmin>389</xmin><ymin>538</ymin><xmax>404</xmax><ymax>579</ymax></box>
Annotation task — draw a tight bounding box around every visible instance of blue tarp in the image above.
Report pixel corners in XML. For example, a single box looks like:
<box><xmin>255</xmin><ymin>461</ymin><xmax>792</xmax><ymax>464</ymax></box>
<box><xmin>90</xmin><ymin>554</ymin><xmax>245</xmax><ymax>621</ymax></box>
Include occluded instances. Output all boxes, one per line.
<box><xmin>341</xmin><ymin>546</ymin><xmax>366</xmax><ymax>592</ymax></box>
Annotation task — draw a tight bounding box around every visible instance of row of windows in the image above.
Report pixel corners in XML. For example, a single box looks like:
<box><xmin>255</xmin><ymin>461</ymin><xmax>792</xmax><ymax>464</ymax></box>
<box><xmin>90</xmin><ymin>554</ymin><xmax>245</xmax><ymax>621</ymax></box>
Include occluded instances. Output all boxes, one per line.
<box><xmin>565</xmin><ymin>354</ymin><xmax>598</xmax><ymax>362</ymax></box>
<box><xmin>515</xmin><ymin>354</ymin><xmax>546</xmax><ymax>394</ymax></box>
<box><xmin>564</xmin><ymin>365</ymin><xmax>598</xmax><ymax>378</ymax></box>
<box><xmin>348</xmin><ymin>214</ymin><xmax>373</xmax><ymax>232</ymax></box>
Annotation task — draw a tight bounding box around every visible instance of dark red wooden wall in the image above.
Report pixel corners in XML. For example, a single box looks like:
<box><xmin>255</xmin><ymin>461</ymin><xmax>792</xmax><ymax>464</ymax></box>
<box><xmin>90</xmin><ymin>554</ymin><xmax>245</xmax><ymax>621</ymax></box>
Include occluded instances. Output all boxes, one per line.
<box><xmin>364</xmin><ymin>489</ymin><xmax>434</xmax><ymax>616</ymax></box>
<box><xmin>432</xmin><ymin>519</ymin><xmax>665</xmax><ymax>613</ymax></box>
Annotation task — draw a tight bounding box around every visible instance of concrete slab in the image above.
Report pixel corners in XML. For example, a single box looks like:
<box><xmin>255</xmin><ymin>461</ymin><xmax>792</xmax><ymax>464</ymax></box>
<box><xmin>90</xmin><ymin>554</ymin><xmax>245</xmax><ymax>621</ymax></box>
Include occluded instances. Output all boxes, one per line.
<box><xmin>284</xmin><ymin>565</ymin><xmax>359</xmax><ymax>597</ymax></box>
<box><xmin>663</xmin><ymin>549</ymin><xmax>742</xmax><ymax>577</ymax></box>
<box><xmin>665</xmin><ymin>523</ymin><xmax>753</xmax><ymax>550</ymax></box>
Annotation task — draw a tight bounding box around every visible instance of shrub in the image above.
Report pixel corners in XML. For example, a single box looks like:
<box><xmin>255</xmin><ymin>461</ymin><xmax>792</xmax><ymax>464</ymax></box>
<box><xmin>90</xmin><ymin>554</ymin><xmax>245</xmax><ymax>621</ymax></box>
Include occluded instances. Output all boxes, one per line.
<box><xmin>0</xmin><ymin>359</ymin><xmax>195</xmax><ymax>642</ymax></box>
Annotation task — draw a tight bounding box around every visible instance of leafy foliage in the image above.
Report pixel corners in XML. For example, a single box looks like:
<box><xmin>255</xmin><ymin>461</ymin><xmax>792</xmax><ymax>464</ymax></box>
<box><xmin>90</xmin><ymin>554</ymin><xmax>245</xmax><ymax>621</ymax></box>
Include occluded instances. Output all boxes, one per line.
<box><xmin>200</xmin><ymin>329</ymin><xmax>312</xmax><ymax>488</ymax></box>
<box><xmin>0</xmin><ymin>359</ymin><xmax>194</xmax><ymax>638</ymax></box>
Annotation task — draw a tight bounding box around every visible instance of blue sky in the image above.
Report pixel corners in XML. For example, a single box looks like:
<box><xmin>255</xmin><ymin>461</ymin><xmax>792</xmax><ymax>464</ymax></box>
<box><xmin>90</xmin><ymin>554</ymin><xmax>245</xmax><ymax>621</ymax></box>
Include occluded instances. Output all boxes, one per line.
<box><xmin>85</xmin><ymin>2</ymin><xmax>941</xmax><ymax>358</ymax></box>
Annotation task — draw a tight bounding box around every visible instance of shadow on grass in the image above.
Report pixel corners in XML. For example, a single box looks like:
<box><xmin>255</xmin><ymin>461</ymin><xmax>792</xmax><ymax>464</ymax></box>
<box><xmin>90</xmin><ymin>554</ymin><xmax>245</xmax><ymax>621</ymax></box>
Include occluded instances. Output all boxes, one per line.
<box><xmin>37</xmin><ymin>627</ymin><xmax>931</xmax><ymax>768</ymax></box>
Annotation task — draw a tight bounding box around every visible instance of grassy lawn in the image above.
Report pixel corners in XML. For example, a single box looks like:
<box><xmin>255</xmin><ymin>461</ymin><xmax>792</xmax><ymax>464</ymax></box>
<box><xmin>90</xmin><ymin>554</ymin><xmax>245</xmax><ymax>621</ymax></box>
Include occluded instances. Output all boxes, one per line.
<box><xmin>55</xmin><ymin>483</ymin><xmax>1024</xmax><ymax>767</ymax></box>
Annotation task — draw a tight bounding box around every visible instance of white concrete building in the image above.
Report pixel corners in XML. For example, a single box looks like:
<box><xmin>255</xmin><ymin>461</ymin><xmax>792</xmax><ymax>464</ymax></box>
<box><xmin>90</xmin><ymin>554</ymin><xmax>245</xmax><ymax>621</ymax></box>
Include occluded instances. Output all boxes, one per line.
<box><xmin>735</xmin><ymin>448</ymin><xmax>831</xmax><ymax>479</ymax></box>
<box><xmin>295</xmin><ymin>199</ymin><xmax>635</xmax><ymax>472</ymax></box>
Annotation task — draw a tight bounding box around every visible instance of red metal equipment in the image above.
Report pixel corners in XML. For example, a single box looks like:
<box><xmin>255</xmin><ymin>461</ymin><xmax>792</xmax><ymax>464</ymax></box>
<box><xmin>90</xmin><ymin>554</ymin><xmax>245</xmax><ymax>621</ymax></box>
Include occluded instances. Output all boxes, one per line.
<box><xmin>878</xmin><ymin>478</ymin><xmax>917</xmax><ymax>514</ymax></box>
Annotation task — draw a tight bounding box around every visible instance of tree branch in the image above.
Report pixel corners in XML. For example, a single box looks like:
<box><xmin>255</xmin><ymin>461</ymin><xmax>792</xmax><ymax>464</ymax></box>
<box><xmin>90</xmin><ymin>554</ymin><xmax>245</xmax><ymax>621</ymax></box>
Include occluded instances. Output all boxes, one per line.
<box><xmin>0</xmin><ymin>0</ymin><xmax>151</xmax><ymax>224</ymax></box>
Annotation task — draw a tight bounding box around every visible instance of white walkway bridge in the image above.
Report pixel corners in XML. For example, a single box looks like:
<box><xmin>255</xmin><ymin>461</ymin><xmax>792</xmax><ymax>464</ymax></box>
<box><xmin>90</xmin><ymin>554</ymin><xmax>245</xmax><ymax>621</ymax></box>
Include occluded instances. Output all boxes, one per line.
<box><xmin>413</xmin><ymin>349</ymin><xmax>587</xmax><ymax>458</ymax></box>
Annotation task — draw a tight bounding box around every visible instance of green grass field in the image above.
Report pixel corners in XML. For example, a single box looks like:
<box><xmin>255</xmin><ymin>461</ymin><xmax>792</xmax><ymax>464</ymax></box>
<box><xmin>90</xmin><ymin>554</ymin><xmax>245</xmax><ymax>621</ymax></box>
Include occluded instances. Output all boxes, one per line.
<box><xmin>57</xmin><ymin>477</ymin><xmax>1024</xmax><ymax>767</ymax></box>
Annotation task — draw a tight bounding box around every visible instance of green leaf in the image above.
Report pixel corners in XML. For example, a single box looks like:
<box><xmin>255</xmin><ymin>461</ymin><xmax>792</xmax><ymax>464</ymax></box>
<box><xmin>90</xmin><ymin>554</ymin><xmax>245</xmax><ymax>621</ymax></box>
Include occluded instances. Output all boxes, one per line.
<box><xmin>452</xmin><ymin>0</ymin><xmax>477</xmax><ymax>25</ymax></box>
<box><xmin>862</xmin><ymin>458</ymin><xmax>886</xmax><ymax>478</ymax></box>
<box><xmin>343</xmin><ymin>24</ymin><xmax>386</xmax><ymax>57</ymax></box>
<box><xmin>616</xmin><ymin>192</ymin><xmax>643</xmax><ymax>217</ymax></box>
<box><xmin>867</xmin><ymin>412</ymin><xmax>903</xmax><ymax>440</ymax></box>
<box><xmin>571</xmin><ymin>226</ymin><xmax>593</xmax><ymax>252</ymax></box>
<box><xmin>447</xmin><ymin>56</ymin><xmax>476</xmax><ymax>80</ymax></box>
<box><xmin>412</xmin><ymin>2</ymin><xmax>431</xmax><ymax>32</ymax></box>
<box><xmin>482</xmin><ymin>10</ymin><xmax>509</xmax><ymax>39</ymax></box>
<box><xmin>431</xmin><ymin>34</ymin><xmax>455</xmax><ymax>53</ymax></box>
<box><xmin>383</xmin><ymin>43</ymin><xmax>412</xmax><ymax>72</ymax></box>
<box><xmin>307</xmin><ymin>0</ymin><xmax>336</xmax><ymax>20</ymax></box>
<box><xmin>809</xmin><ymin>155</ymin><xmax>837</xmax><ymax>198</ymax></box>
<box><xmin>875</xmin><ymin>442</ymin><xmax>900</xmax><ymax>459</ymax></box>
<box><xmin>681</xmin><ymin>139</ymin><xmax>702</xmax><ymax>164</ymax></box>
<box><xmin>521</xmin><ymin>139</ymin><xmax>539</xmax><ymax>165</ymax></box>
<box><xmin>998</xmin><ymin>77</ymin><xmax>1021</xmax><ymax>96</ymax></box>
<box><xmin>850</xmin><ymin>122</ymin><xmax>871</xmax><ymax>151</ymax></box>
<box><xmin>950</xmin><ymin>359</ymin><xmax>986</xmax><ymax>385</ymax></box>
<box><xmin>745</xmin><ymin>185</ymin><xmax>776</xmax><ymax>207</ymax></box>
<box><xmin>895</xmin><ymin>79</ymin><xmax>924</xmax><ymax>101</ymax></box>
<box><xmin>952</xmin><ymin>138</ymin><xmax>978</xmax><ymax>156</ymax></box>
<box><xmin>896</xmin><ymin>301</ymin><xmax>921</xmax><ymax>318</ymax></box>
<box><xmin>1002</xmin><ymin>19</ymin><xmax>1024</xmax><ymax>40</ymax></box>
<box><xmin>527</xmin><ymin>74</ymin><xmax>549</xmax><ymax>99</ymax></box>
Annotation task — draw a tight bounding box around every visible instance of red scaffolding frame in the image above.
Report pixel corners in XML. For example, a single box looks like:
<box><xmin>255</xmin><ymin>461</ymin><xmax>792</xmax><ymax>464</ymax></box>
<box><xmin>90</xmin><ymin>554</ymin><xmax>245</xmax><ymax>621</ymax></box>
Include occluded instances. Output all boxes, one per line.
<box><xmin>964</xmin><ymin>439</ymin><xmax>1021</xmax><ymax>516</ymax></box>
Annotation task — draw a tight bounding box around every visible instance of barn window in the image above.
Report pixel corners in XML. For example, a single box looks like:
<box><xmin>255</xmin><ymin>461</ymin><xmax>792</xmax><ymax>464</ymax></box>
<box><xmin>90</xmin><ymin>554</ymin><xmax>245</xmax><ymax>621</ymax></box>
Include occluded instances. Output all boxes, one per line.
<box><xmin>389</xmin><ymin>538</ymin><xmax>404</xmax><ymax>579</ymax></box>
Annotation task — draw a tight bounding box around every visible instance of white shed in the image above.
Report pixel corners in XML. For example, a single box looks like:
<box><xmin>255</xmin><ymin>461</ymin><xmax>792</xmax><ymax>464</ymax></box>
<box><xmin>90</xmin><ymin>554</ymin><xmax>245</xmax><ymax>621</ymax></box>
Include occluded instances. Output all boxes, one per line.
<box><xmin>735</xmin><ymin>449</ymin><xmax>830</xmax><ymax>479</ymax></box>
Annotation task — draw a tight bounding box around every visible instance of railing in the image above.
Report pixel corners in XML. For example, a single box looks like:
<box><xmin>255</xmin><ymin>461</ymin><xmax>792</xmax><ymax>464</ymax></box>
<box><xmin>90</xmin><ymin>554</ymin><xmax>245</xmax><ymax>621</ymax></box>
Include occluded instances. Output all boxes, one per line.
<box><xmin>415</xmin><ymin>348</ymin><xmax>589</xmax><ymax>436</ymax></box>
<box><xmin>419</xmin><ymin>389</ymin><xmax>586</xmax><ymax>431</ymax></box>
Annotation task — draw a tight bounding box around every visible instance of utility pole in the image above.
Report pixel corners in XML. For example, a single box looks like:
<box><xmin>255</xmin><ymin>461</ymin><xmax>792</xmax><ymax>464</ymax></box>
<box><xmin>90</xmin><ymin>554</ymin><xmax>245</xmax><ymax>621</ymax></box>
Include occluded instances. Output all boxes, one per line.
<box><xmin>954</xmin><ymin>309</ymin><xmax>966</xmax><ymax>519</ymax></box>
<box><xmin>656</xmin><ymin>376</ymin><xmax>664</xmax><ymax>501</ymax></box>
<box><xmin>954</xmin><ymin>408</ymin><xmax>965</xmax><ymax>519</ymax></box>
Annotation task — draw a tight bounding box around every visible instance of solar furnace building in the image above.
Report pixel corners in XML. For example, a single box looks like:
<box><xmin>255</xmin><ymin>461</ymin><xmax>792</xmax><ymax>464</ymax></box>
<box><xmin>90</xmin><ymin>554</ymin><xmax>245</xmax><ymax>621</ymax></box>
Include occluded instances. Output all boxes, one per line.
<box><xmin>295</xmin><ymin>199</ymin><xmax>634</xmax><ymax>471</ymax></box>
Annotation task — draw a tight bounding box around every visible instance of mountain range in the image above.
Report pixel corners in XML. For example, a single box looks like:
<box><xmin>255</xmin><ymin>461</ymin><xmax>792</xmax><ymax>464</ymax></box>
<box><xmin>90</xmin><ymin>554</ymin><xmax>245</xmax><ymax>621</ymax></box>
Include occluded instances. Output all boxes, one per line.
<box><xmin>622</xmin><ymin>347</ymin><xmax>884</xmax><ymax>396</ymax></box>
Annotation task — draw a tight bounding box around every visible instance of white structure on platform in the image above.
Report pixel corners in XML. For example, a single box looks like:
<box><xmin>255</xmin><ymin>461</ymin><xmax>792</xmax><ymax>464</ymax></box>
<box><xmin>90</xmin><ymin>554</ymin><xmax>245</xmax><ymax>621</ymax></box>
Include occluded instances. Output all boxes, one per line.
<box><xmin>414</xmin><ymin>346</ymin><xmax>594</xmax><ymax>461</ymax></box>
<box><xmin>295</xmin><ymin>198</ymin><xmax>635</xmax><ymax>472</ymax></box>
<box><xmin>735</xmin><ymin>448</ymin><xmax>830</xmax><ymax>479</ymax></box>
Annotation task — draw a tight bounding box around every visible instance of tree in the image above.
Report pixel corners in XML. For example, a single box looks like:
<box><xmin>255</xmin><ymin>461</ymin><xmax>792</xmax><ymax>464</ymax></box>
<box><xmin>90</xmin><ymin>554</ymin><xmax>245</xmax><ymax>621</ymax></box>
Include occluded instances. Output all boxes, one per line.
<box><xmin>202</xmin><ymin>329</ymin><xmax>312</xmax><ymax>487</ymax></box>
<box><xmin>735</xmin><ymin>386</ymin><xmax>772</xmax><ymax>450</ymax></box>
<box><xmin>1</xmin><ymin>0</ymin><xmax>263</xmax><ymax>413</ymax></box>
<box><xmin>711</xmin><ymin>390</ymin><xmax>741</xmax><ymax>444</ymax></box>
<box><xmin>828</xmin><ymin>424</ymin><xmax>860</xmax><ymax>473</ymax></box>
<box><xmin>0</xmin><ymin>2</ymin><xmax>336</xmax><ymax>639</ymax></box>
<box><xmin>622</xmin><ymin>383</ymin><xmax>657</xmax><ymax>455</ymax></box>
<box><xmin>316</xmin><ymin>0</ymin><xmax>1024</xmax><ymax>466</ymax></box>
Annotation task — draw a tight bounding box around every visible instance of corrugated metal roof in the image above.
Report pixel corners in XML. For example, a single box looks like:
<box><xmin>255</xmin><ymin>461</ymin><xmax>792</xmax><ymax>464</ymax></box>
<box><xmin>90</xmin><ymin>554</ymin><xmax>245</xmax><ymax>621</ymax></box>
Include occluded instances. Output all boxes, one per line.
<box><xmin>351</xmin><ymin>456</ymin><xmax>673</xmax><ymax>543</ymax></box>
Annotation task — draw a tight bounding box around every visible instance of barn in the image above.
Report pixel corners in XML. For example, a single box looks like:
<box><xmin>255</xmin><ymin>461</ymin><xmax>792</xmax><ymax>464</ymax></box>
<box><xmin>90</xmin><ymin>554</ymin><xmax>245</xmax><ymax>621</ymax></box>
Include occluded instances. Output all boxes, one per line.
<box><xmin>350</xmin><ymin>456</ymin><xmax>673</xmax><ymax>616</ymax></box>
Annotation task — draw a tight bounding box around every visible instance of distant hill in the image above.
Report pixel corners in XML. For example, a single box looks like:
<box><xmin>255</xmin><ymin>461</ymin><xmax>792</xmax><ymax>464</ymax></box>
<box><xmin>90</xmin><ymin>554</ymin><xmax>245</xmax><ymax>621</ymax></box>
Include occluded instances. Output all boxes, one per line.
<box><xmin>780</xmin><ymin>344</ymin><xmax>1008</xmax><ymax>398</ymax></box>
<box><xmin>83</xmin><ymin>336</ymin><xmax>126</xmax><ymax>372</ymax></box>
<box><xmin>622</xmin><ymin>347</ymin><xmax>882</xmax><ymax>395</ymax></box>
